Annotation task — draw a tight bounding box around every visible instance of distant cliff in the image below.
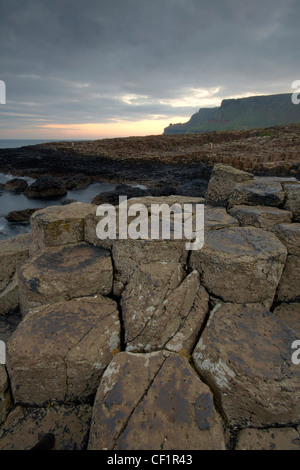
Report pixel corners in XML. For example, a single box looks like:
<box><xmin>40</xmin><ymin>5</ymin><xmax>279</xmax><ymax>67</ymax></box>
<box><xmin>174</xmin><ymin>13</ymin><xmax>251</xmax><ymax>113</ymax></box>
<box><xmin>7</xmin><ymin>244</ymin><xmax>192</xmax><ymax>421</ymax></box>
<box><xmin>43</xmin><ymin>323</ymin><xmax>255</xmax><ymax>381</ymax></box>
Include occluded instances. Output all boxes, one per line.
<box><xmin>164</xmin><ymin>93</ymin><xmax>300</xmax><ymax>134</ymax></box>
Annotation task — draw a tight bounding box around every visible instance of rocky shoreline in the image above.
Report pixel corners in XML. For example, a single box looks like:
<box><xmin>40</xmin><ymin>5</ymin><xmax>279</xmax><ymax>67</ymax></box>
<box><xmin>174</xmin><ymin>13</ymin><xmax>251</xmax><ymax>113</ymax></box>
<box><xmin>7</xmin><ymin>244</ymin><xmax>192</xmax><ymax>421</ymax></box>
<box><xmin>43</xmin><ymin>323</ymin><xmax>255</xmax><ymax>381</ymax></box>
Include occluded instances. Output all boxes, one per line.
<box><xmin>0</xmin><ymin>163</ymin><xmax>300</xmax><ymax>450</ymax></box>
<box><xmin>0</xmin><ymin>125</ymin><xmax>300</xmax><ymax>187</ymax></box>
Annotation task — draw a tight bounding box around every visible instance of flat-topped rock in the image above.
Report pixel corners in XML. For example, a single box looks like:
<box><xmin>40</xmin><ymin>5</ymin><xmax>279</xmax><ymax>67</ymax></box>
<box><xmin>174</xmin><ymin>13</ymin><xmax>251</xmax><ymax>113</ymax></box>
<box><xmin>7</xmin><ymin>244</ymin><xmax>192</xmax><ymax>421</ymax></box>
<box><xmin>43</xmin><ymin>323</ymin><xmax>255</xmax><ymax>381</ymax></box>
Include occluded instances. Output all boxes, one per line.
<box><xmin>253</xmin><ymin>176</ymin><xmax>298</xmax><ymax>185</ymax></box>
<box><xmin>112</xmin><ymin>238</ymin><xmax>189</xmax><ymax>287</ymax></box>
<box><xmin>7</xmin><ymin>297</ymin><xmax>120</xmax><ymax>405</ymax></box>
<box><xmin>228</xmin><ymin>179</ymin><xmax>286</xmax><ymax>208</ymax></box>
<box><xmin>205</xmin><ymin>164</ymin><xmax>253</xmax><ymax>207</ymax></box>
<box><xmin>5</xmin><ymin>208</ymin><xmax>39</xmax><ymax>222</ymax></box>
<box><xmin>228</xmin><ymin>205</ymin><xmax>292</xmax><ymax>229</ymax></box>
<box><xmin>0</xmin><ymin>404</ymin><xmax>92</xmax><ymax>450</ymax></box>
<box><xmin>284</xmin><ymin>183</ymin><xmax>300</xmax><ymax>221</ymax></box>
<box><xmin>121</xmin><ymin>263</ymin><xmax>208</xmax><ymax>353</ymax></box>
<box><xmin>273</xmin><ymin>223</ymin><xmax>300</xmax><ymax>255</ymax></box>
<box><xmin>24</xmin><ymin>175</ymin><xmax>67</xmax><ymax>199</ymax></box>
<box><xmin>88</xmin><ymin>351</ymin><xmax>226</xmax><ymax>450</ymax></box>
<box><xmin>190</xmin><ymin>227</ymin><xmax>287</xmax><ymax>307</ymax></box>
<box><xmin>64</xmin><ymin>173</ymin><xmax>91</xmax><ymax>190</ymax></box>
<box><xmin>235</xmin><ymin>427</ymin><xmax>300</xmax><ymax>450</ymax></box>
<box><xmin>18</xmin><ymin>242</ymin><xmax>113</xmax><ymax>315</ymax></box>
<box><xmin>204</xmin><ymin>205</ymin><xmax>239</xmax><ymax>230</ymax></box>
<box><xmin>30</xmin><ymin>202</ymin><xmax>95</xmax><ymax>253</ymax></box>
<box><xmin>193</xmin><ymin>303</ymin><xmax>300</xmax><ymax>427</ymax></box>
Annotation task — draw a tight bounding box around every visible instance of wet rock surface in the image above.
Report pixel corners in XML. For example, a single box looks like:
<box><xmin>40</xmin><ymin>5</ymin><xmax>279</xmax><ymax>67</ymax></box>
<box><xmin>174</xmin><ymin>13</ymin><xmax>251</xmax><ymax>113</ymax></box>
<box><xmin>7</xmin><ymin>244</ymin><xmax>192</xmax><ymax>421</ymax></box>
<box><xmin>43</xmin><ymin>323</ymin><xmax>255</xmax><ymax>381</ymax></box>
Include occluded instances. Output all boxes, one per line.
<box><xmin>4</xmin><ymin>178</ymin><xmax>28</xmax><ymax>193</ymax></box>
<box><xmin>64</xmin><ymin>173</ymin><xmax>91</xmax><ymax>190</ymax></box>
<box><xmin>5</xmin><ymin>208</ymin><xmax>39</xmax><ymax>222</ymax></box>
<box><xmin>24</xmin><ymin>175</ymin><xmax>67</xmax><ymax>199</ymax></box>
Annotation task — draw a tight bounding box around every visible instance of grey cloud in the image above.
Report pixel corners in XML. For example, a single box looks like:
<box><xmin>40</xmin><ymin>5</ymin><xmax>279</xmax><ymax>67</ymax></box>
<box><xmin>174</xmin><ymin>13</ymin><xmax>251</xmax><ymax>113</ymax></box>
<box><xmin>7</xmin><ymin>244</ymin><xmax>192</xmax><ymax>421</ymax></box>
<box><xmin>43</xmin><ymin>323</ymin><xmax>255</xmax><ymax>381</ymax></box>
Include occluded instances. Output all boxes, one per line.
<box><xmin>0</xmin><ymin>0</ymin><xmax>299</xmax><ymax>133</ymax></box>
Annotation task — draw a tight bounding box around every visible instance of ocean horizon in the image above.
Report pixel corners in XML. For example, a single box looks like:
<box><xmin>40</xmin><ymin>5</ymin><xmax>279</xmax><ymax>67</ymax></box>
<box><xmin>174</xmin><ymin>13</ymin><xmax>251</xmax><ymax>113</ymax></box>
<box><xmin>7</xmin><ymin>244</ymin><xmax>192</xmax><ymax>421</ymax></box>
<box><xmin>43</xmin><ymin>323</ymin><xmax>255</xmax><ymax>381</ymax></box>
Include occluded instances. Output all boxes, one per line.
<box><xmin>0</xmin><ymin>139</ymin><xmax>95</xmax><ymax>149</ymax></box>
<box><xmin>0</xmin><ymin>139</ymin><xmax>57</xmax><ymax>149</ymax></box>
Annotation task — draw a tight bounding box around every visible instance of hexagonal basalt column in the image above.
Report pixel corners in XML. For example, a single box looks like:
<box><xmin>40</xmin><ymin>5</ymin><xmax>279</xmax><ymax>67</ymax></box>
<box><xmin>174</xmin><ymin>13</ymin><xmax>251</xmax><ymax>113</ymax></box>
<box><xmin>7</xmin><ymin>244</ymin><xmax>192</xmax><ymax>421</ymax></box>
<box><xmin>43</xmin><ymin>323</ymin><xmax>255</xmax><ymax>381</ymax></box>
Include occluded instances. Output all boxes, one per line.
<box><xmin>88</xmin><ymin>351</ymin><xmax>226</xmax><ymax>450</ymax></box>
<box><xmin>7</xmin><ymin>297</ymin><xmax>120</xmax><ymax>405</ymax></box>
<box><xmin>18</xmin><ymin>242</ymin><xmax>113</xmax><ymax>315</ymax></box>
<box><xmin>228</xmin><ymin>205</ymin><xmax>292</xmax><ymax>230</ymax></box>
<box><xmin>228</xmin><ymin>179</ymin><xmax>285</xmax><ymax>209</ymax></box>
<box><xmin>205</xmin><ymin>164</ymin><xmax>253</xmax><ymax>207</ymax></box>
<box><xmin>284</xmin><ymin>183</ymin><xmax>300</xmax><ymax>222</ymax></box>
<box><xmin>193</xmin><ymin>303</ymin><xmax>300</xmax><ymax>427</ymax></box>
<box><xmin>30</xmin><ymin>203</ymin><xmax>95</xmax><ymax>253</ymax></box>
<box><xmin>190</xmin><ymin>226</ymin><xmax>287</xmax><ymax>308</ymax></box>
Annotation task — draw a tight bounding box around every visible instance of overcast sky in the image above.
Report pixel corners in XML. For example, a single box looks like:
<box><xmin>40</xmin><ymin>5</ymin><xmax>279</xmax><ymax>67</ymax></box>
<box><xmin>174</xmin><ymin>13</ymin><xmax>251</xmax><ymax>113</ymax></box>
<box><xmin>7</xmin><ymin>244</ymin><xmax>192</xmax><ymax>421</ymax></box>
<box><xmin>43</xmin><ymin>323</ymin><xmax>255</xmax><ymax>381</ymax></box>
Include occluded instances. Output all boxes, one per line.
<box><xmin>0</xmin><ymin>0</ymin><xmax>299</xmax><ymax>139</ymax></box>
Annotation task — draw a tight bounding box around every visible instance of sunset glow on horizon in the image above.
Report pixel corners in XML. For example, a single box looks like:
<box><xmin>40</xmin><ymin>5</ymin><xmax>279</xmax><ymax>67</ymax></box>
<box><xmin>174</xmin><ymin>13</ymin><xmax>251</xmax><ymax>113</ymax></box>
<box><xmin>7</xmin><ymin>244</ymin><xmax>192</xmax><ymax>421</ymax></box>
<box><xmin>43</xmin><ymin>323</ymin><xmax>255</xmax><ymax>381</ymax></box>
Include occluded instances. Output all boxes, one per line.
<box><xmin>0</xmin><ymin>116</ymin><xmax>190</xmax><ymax>140</ymax></box>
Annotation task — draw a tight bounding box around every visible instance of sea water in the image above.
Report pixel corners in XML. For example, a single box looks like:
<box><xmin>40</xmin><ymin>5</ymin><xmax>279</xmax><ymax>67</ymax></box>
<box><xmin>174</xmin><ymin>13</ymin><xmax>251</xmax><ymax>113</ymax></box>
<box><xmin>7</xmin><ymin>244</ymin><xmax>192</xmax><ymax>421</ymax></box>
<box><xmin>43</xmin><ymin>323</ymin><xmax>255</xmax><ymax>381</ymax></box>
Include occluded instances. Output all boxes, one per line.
<box><xmin>0</xmin><ymin>140</ymin><xmax>55</xmax><ymax>149</ymax></box>
<box><xmin>0</xmin><ymin>172</ymin><xmax>117</xmax><ymax>240</ymax></box>
<box><xmin>0</xmin><ymin>140</ymin><xmax>146</xmax><ymax>240</ymax></box>
<box><xmin>0</xmin><ymin>139</ymin><xmax>84</xmax><ymax>149</ymax></box>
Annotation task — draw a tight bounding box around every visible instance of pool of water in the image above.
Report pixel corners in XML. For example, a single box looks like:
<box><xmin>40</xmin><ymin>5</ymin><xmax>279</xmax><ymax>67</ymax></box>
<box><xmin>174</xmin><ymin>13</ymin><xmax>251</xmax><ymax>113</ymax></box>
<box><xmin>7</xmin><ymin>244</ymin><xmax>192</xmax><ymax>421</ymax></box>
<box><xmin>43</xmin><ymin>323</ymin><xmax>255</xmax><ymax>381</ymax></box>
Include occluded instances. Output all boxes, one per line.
<box><xmin>0</xmin><ymin>173</ymin><xmax>118</xmax><ymax>240</ymax></box>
